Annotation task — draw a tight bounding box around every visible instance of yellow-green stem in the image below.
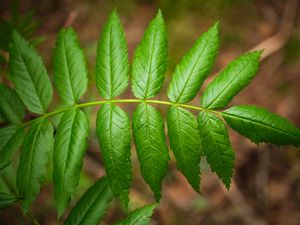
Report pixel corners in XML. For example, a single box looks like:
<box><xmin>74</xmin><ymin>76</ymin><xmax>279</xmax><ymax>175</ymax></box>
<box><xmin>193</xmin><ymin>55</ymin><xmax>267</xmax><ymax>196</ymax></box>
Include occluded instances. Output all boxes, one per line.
<box><xmin>23</xmin><ymin>99</ymin><xmax>221</xmax><ymax>127</ymax></box>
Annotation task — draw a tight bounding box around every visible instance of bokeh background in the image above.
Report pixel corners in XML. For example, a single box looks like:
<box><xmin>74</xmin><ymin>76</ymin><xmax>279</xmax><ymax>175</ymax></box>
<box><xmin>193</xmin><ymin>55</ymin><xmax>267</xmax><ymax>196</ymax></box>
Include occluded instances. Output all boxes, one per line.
<box><xmin>1</xmin><ymin>0</ymin><xmax>300</xmax><ymax>224</ymax></box>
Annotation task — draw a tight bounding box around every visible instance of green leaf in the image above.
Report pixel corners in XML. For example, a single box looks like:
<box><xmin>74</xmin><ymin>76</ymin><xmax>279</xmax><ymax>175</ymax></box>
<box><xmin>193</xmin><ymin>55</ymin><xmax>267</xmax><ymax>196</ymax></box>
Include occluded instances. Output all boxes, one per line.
<box><xmin>96</xmin><ymin>10</ymin><xmax>129</xmax><ymax>99</ymax></box>
<box><xmin>64</xmin><ymin>177</ymin><xmax>113</xmax><ymax>225</ymax></box>
<box><xmin>0</xmin><ymin>192</ymin><xmax>19</xmax><ymax>209</ymax></box>
<box><xmin>53</xmin><ymin>108</ymin><xmax>89</xmax><ymax>216</ymax></box>
<box><xmin>167</xmin><ymin>23</ymin><xmax>219</xmax><ymax>103</ymax></box>
<box><xmin>201</xmin><ymin>51</ymin><xmax>262</xmax><ymax>109</ymax></box>
<box><xmin>198</xmin><ymin>111</ymin><xmax>234</xmax><ymax>188</ymax></box>
<box><xmin>0</xmin><ymin>19</ymin><xmax>13</xmax><ymax>51</ymax></box>
<box><xmin>133</xmin><ymin>103</ymin><xmax>169</xmax><ymax>201</ymax></box>
<box><xmin>167</xmin><ymin>106</ymin><xmax>202</xmax><ymax>192</ymax></box>
<box><xmin>53</xmin><ymin>28</ymin><xmax>88</xmax><ymax>105</ymax></box>
<box><xmin>0</xmin><ymin>125</ymin><xmax>24</xmax><ymax>170</ymax></box>
<box><xmin>222</xmin><ymin>105</ymin><xmax>300</xmax><ymax>146</ymax></box>
<box><xmin>96</xmin><ymin>103</ymin><xmax>132</xmax><ymax>207</ymax></box>
<box><xmin>131</xmin><ymin>10</ymin><xmax>168</xmax><ymax>99</ymax></box>
<box><xmin>17</xmin><ymin>119</ymin><xmax>53</xmax><ymax>212</ymax></box>
<box><xmin>115</xmin><ymin>204</ymin><xmax>157</xmax><ymax>225</ymax></box>
<box><xmin>9</xmin><ymin>31</ymin><xmax>53</xmax><ymax>114</ymax></box>
<box><xmin>0</xmin><ymin>84</ymin><xmax>25</xmax><ymax>123</ymax></box>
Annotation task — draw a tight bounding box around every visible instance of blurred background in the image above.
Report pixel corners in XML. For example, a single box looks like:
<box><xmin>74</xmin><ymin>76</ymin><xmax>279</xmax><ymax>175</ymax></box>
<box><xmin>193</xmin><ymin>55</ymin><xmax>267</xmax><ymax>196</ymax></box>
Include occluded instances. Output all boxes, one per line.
<box><xmin>0</xmin><ymin>0</ymin><xmax>300</xmax><ymax>224</ymax></box>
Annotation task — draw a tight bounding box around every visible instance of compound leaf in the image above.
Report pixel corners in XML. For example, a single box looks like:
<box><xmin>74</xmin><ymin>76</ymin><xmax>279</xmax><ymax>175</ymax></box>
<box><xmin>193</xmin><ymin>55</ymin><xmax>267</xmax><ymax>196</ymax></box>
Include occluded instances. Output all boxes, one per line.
<box><xmin>53</xmin><ymin>28</ymin><xmax>88</xmax><ymax>105</ymax></box>
<box><xmin>17</xmin><ymin>119</ymin><xmax>53</xmax><ymax>212</ymax></box>
<box><xmin>0</xmin><ymin>125</ymin><xmax>24</xmax><ymax>170</ymax></box>
<box><xmin>167</xmin><ymin>106</ymin><xmax>202</xmax><ymax>191</ymax></box>
<box><xmin>96</xmin><ymin>10</ymin><xmax>129</xmax><ymax>99</ymax></box>
<box><xmin>53</xmin><ymin>108</ymin><xmax>89</xmax><ymax>217</ymax></box>
<box><xmin>132</xmin><ymin>10</ymin><xmax>168</xmax><ymax>99</ymax></box>
<box><xmin>222</xmin><ymin>105</ymin><xmax>300</xmax><ymax>146</ymax></box>
<box><xmin>0</xmin><ymin>84</ymin><xmax>25</xmax><ymax>123</ymax></box>
<box><xmin>9</xmin><ymin>31</ymin><xmax>52</xmax><ymax>114</ymax></box>
<box><xmin>96</xmin><ymin>103</ymin><xmax>132</xmax><ymax>207</ymax></box>
<box><xmin>0</xmin><ymin>192</ymin><xmax>19</xmax><ymax>209</ymax></box>
<box><xmin>64</xmin><ymin>177</ymin><xmax>113</xmax><ymax>225</ymax></box>
<box><xmin>167</xmin><ymin>23</ymin><xmax>219</xmax><ymax>103</ymax></box>
<box><xmin>198</xmin><ymin>111</ymin><xmax>234</xmax><ymax>188</ymax></box>
<box><xmin>133</xmin><ymin>103</ymin><xmax>169</xmax><ymax>201</ymax></box>
<box><xmin>115</xmin><ymin>204</ymin><xmax>157</xmax><ymax>225</ymax></box>
<box><xmin>201</xmin><ymin>51</ymin><xmax>261</xmax><ymax>109</ymax></box>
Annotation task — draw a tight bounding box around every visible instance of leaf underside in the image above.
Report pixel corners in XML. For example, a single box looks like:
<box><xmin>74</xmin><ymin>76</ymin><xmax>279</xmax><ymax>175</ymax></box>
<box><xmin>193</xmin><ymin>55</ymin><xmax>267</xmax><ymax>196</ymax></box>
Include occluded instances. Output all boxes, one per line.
<box><xmin>17</xmin><ymin>119</ymin><xmax>53</xmax><ymax>212</ymax></box>
<box><xmin>96</xmin><ymin>103</ymin><xmax>132</xmax><ymax>208</ymax></box>
<box><xmin>64</xmin><ymin>177</ymin><xmax>113</xmax><ymax>225</ymax></box>
<box><xmin>198</xmin><ymin>111</ymin><xmax>234</xmax><ymax>189</ymax></box>
<box><xmin>222</xmin><ymin>105</ymin><xmax>300</xmax><ymax>146</ymax></box>
<box><xmin>53</xmin><ymin>108</ymin><xmax>89</xmax><ymax>217</ymax></box>
<box><xmin>167</xmin><ymin>106</ymin><xmax>202</xmax><ymax>191</ymax></box>
<box><xmin>133</xmin><ymin>103</ymin><xmax>169</xmax><ymax>201</ymax></box>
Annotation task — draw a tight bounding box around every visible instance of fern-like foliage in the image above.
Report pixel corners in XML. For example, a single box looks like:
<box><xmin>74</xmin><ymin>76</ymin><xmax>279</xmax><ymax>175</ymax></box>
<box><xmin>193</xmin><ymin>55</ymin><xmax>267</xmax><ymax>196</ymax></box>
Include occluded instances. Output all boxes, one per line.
<box><xmin>1</xmin><ymin>9</ymin><xmax>300</xmax><ymax>224</ymax></box>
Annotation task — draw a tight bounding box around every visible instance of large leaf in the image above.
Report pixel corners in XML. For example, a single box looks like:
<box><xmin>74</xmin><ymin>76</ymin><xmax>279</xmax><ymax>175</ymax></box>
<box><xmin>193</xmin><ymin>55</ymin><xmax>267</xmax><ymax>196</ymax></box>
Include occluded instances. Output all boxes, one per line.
<box><xmin>167</xmin><ymin>23</ymin><xmax>219</xmax><ymax>103</ymax></box>
<box><xmin>133</xmin><ymin>103</ymin><xmax>169</xmax><ymax>201</ymax></box>
<box><xmin>131</xmin><ymin>10</ymin><xmax>168</xmax><ymax>99</ymax></box>
<box><xmin>9</xmin><ymin>31</ymin><xmax>53</xmax><ymax>114</ymax></box>
<box><xmin>0</xmin><ymin>84</ymin><xmax>25</xmax><ymax>123</ymax></box>
<box><xmin>96</xmin><ymin>10</ymin><xmax>129</xmax><ymax>99</ymax></box>
<box><xmin>53</xmin><ymin>108</ymin><xmax>89</xmax><ymax>216</ymax></box>
<box><xmin>222</xmin><ymin>105</ymin><xmax>300</xmax><ymax>146</ymax></box>
<box><xmin>201</xmin><ymin>51</ymin><xmax>261</xmax><ymax>109</ymax></box>
<box><xmin>198</xmin><ymin>111</ymin><xmax>234</xmax><ymax>188</ymax></box>
<box><xmin>167</xmin><ymin>106</ymin><xmax>202</xmax><ymax>191</ymax></box>
<box><xmin>0</xmin><ymin>192</ymin><xmax>19</xmax><ymax>209</ymax></box>
<box><xmin>0</xmin><ymin>125</ymin><xmax>24</xmax><ymax>170</ymax></box>
<box><xmin>17</xmin><ymin>119</ymin><xmax>53</xmax><ymax>212</ymax></box>
<box><xmin>53</xmin><ymin>28</ymin><xmax>88</xmax><ymax>105</ymax></box>
<box><xmin>115</xmin><ymin>204</ymin><xmax>157</xmax><ymax>225</ymax></box>
<box><xmin>96</xmin><ymin>103</ymin><xmax>132</xmax><ymax>207</ymax></box>
<box><xmin>64</xmin><ymin>177</ymin><xmax>113</xmax><ymax>225</ymax></box>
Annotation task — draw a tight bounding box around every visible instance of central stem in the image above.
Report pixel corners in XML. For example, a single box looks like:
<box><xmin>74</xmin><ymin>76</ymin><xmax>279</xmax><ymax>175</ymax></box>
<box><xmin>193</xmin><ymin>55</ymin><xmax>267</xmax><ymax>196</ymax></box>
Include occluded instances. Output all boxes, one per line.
<box><xmin>23</xmin><ymin>98</ymin><xmax>220</xmax><ymax>127</ymax></box>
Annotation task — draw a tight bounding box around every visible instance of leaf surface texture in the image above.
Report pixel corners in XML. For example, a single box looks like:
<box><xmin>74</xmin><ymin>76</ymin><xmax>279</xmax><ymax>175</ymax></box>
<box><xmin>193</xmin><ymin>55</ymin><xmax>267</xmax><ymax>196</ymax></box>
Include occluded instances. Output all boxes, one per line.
<box><xmin>132</xmin><ymin>10</ymin><xmax>168</xmax><ymax>99</ymax></box>
<box><xmin>133</xmin><ymin>103</ymin><xmax>169</xmax><ymax>201</ymax></box>
<box><xmin>96</xmin><ymin>103</ymin><xmax>132</xmax><ymax>207</ymax></box>
<box><xmin>222</xmin><ymin>105</ymin><xmax>300</xmax><ymax>146</ymax></box>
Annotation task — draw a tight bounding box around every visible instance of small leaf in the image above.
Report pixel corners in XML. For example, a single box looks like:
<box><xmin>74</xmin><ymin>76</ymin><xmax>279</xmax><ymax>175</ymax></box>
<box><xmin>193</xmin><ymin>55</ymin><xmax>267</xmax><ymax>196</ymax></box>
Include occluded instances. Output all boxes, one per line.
<box><xmin>64</xmin><ymin>177</ymin><xmax>113</xmax><ymax>225</ymax></box>
<box><xmin>198</xmin><ymin>111</ymin><xmax>234</xmax><ymax>188</ymax></box>
<box><xmin>167</xmin><ymin>106</ymin><xmax>202</xmax><ymax>191</ymax></box>
<box><xmin>0</xmin><ymin>84</ymin><xmax>25</xmax><ymax>123</ymax></box>
<box><xmin>0</xmin><ymin>125</ymin><xmax>24</xmax><ymax>170</ymax></box>
<box><xmin>201</xmin><ymin>51</ymin><xmax>262</xmax><ymax>109</ymax></box>
<box><xmin>96</xmin><ymin>103</ymin><xmax>132</xmax><ymax>207</ymax></box>
<box><xmin>133</xmin><ymin>103</ymin><xmax>169</xmax><ymax>201</ymax></box>
<box><xmin>53</xmin><ymin>28</ymin><xmax>88</xmax><ymax>105</ymax></box>
<box><xmin>132</xmin><ymin>10</ymin><xmax>168</xmax><ymax>99</ymax></box>
<box><xmin>96</xmin><ymin>10</ymin><xmax>129</xmax><ymax>99</ymax></box>
<box><xmin>53</xmin><ymin>108</ymin><xmax>89</xmax><ymax>216</ymax></box>
<box><xmin>17</xmin><ymin>119</ymin><xmax>53</xmax><ymax>212</ymax></box>
<box><xmin>9</xmin><ymin>31</ymin><xmax>53</xmax><ymax>114</ymax></box>
<box><xmin>115</xmin><ymin>204</ymin><xmax>157</xmax><ymax>225</ymax></box>
<box><xmin>222</xmin><ymin>105</ymin><xmax>300</xmax><ymax>146</ymax></box>
<box><xmin>167</xmin><ymin>22</ymin><xmax>219</xmax><ymax>103</ymax></box>
<box><xmin>0</xmin><ymin>192</ymin><xmax>19</xmax><ymax>209</ymax></box>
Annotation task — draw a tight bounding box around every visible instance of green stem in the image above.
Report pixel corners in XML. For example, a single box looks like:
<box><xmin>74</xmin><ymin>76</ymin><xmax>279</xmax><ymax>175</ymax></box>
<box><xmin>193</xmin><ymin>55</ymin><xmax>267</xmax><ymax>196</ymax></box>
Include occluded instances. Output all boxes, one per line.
<box><xmin>23</xmin><ymin>98</ymin><xmax>220</xmax><ymax>127</ymax></box>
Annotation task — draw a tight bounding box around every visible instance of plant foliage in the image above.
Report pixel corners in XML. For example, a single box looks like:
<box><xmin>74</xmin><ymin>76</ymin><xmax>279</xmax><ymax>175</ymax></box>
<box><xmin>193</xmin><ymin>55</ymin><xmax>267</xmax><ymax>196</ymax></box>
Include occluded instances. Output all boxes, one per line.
<box><xmin>0</xmin><ymin>8</ymin><xmax>300</xmax><ymax>224</ymax></box>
